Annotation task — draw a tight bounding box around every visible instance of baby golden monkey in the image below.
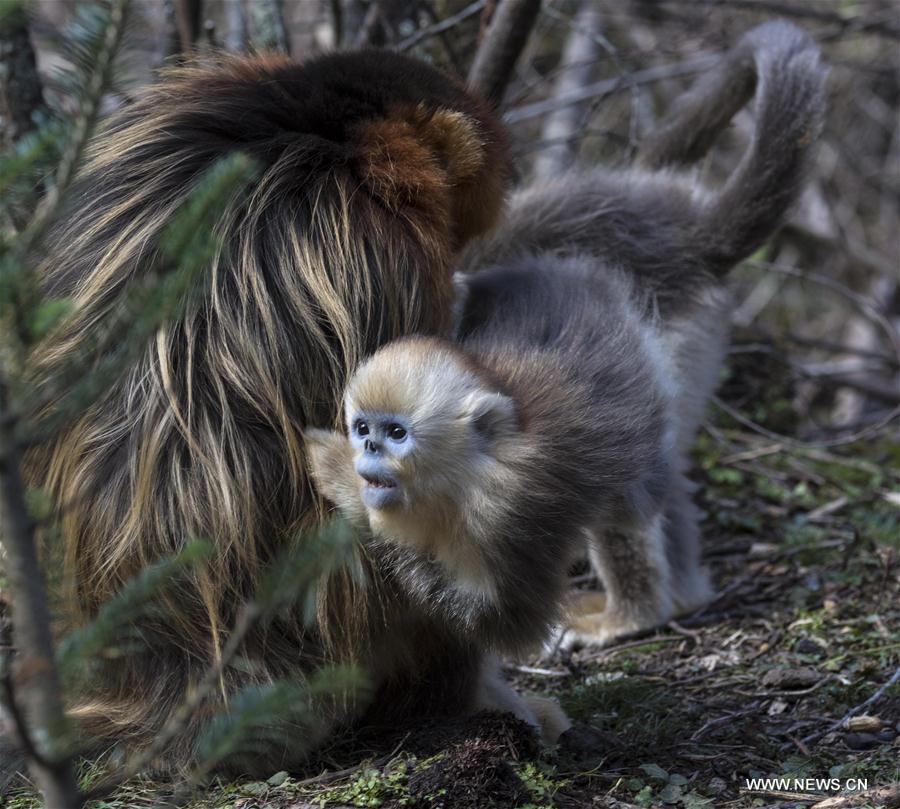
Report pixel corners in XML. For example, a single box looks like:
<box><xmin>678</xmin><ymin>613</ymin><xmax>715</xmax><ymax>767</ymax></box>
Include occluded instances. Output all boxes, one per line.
<box><xmin>305</xmin><ymin>256</ymin><xmax>673</xmax><ymax>735</ymax></box>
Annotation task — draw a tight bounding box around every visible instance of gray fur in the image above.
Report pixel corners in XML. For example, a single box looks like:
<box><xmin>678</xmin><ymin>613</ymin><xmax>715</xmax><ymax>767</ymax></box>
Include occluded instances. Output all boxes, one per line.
<box><xmin>458</xmin><ymin>21</ymin><xmax>827</xmax><ymax>316</ymax></box>
<box><xmin>389</xmin><ymin>259</ymin><xmax>671</xmax><ymax>652</ymax></box>
<box><xmin>453</xmin><ymin>20</ymin><xmax>826</xmax><ymax>645</ymax></box>
<box><xmin>309</xmin><ymin>256</ymin><xmax>671</xmax><ymax>644</ymax></box>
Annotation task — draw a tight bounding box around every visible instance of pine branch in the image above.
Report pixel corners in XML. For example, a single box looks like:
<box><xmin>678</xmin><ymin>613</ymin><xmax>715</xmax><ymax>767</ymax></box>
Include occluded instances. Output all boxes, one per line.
<box><xmin>29</xmin><ymin>0</ymin><xmax>128</xmax><ymax>246</ymax></box>
<box><xmin>83</xmin><ymin>519</ymin><xmax>360</xmax><ymax>799</ymax></box>
<box><xmin>56</xmin><ymin>541</ymin><xmax>212</xmax><ymax>678</ymax></box>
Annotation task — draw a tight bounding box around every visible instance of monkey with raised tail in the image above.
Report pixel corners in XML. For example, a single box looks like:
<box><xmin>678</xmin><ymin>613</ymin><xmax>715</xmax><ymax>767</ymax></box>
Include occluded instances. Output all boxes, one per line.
<box><xmin>456</xmin><ymin>20</ymin><xmax>827</xmax><ymax>648</ymax></box>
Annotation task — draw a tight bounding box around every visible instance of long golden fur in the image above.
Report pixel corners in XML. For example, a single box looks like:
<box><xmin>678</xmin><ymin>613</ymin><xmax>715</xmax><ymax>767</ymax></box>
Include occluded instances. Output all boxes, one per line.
<box><xmin>17</xmin><ymin>50</ymin><xmax>506</xmax><ymax>774</ymax></box>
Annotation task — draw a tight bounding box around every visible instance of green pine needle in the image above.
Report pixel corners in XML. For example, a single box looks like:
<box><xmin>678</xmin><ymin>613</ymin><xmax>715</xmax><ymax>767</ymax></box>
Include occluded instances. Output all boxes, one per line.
<box><xmin>56</xmin><ymin>540</ymin><xmax>212</xmax><ymax>678</ymax></box>
<box><xmin>195</xmin><ymin>666</ymin><xmax>367</xmax><ymax>767</ymax></box>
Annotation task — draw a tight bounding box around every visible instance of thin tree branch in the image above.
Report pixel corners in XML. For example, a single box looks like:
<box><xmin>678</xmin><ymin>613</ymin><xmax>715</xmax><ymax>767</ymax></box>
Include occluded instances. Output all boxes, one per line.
<box><xmin>533</xmin><ymin>1</ymin><xmax>601</xmax><ymax>180</ymax></box>
<box><xmin>395</xmin><ymin>0</ymin><xmax>485</xmax><ymax>53</ymax></box>
<box><xmin>801</xmin><ymin>665</ymin><xmax>900</xmax><ymax>748</ymax></box>
<box><xmin>504</xmin><ymin>55</ymin><xmax>717</xmax><ymax>125</ymax></box>
<box><xmin>354</xmin><ymin>1</ymin><xmax>385</xmax><ymax>47</ymax></box>
<box><xmin>174</xmin><ymin>0</ymin><xmax>202</xmax><ymax>53</ymax></box>
<box><xmin>467</xmin><ymin>0</ymin><xmax>542</xmax><ymax>108</ymax></box>
<box><xmin>0</xmin><ymin>671</ymin><xmax>51</xmax><ymax>769</ymax></box>
<box><xmin>0</xmin><ymin>378</ymin><xmax>82</xmax><ymax>808</ymax></box>
<box><xmin>330</xmin><ymin>0</ymin><xmax>343</xmax><ymax>47</ymax></box>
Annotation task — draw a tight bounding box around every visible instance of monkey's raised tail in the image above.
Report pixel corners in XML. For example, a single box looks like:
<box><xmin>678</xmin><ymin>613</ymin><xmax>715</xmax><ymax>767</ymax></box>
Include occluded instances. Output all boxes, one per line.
<box><xmin>639</xmin><ymin>21</ymin><xmax>827</xmax><ymax>275</ymax></box>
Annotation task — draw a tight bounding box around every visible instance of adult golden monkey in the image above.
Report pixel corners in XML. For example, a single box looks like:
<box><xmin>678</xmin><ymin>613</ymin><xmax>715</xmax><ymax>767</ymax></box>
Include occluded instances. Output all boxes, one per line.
<box><xmin>4</xmin><ymin>50</ymin><xmax>506</xmax><ymax>782</ymax></box>
<box><xmin>454</xmin><ymin>20</ymin><xmax>827</xmax><ymax>648</ymax></box>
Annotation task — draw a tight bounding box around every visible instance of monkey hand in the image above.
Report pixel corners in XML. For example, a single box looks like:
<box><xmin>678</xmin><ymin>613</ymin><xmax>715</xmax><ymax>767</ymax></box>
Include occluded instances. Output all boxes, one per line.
<box><xmin>303</xmin><ymin>428</ymin><xmax>369</xmax><ymax>526</ymax></box>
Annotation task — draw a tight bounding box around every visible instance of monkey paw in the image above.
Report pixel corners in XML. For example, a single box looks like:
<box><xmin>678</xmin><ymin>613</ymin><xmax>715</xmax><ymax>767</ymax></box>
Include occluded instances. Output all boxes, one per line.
<box><xmin>550</xmin><ymin>590</ymin><xmax>668</xmax><ymax>651</ymax></box>
<box><xmin>524</xmin><ymin>695</ymin><xmax>572</xmax><ymax>744</ymax></box>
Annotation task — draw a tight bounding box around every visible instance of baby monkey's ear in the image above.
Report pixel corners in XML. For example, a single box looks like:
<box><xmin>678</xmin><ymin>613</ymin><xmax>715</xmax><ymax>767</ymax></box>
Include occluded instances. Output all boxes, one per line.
<box><xmin>463</xmin><ymin>391</ymin><xmax>518</xmax><ymax>447</ymax></box>
<box><xmin>303</xmin><ymin>428</ymin><xmax>368</xmax><ymax>524</ymax></box>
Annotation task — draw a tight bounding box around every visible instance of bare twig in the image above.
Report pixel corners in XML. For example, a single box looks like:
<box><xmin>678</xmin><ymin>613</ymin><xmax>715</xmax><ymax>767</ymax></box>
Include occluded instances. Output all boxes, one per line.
<box><xmin>417</xmin><ymin>1</ymin><xmax>464</xmax><ymax>74</ymax></box>
<box><xmin>542</xmin><ymin>4</ymin><xmax>648</xmax><ymax>155</ymax></box>
<box><xmin>716</xmin><ymin>260</ymin><xmax>900</xmax><ymax>448</ymax></box>
<box><xmin>467</xmin><ymin>0</ymin><xmax>542</xmax><ymax>108</ymax></box>
<box><xmin>580</xmin><ymin>634</ymin><xmax>684</xmax><ymax>662</ymax></box>
<box><xmin>666</xmin><ymin>620</ymin><xmax>702</xmax><ymax>644</ymax></box>
<box><xmin>27</xmin><ymin>0</ymin><xmax>128</xmax><ymax>253</ymax></box>
<box><xmin>354</xmin><ymin>1</ymin><xmax>384</xmax><ymax>47</ymax></box>
<box><xmin>811</xmin><ymin>784</ymin><xmax>900</xmax><ymax>809</ymax></box>
<box><xmin>504</xmin><ymin>663</ymin><xmax>571</xmax><ymax>678</ymax></box>
<box><xmin>801</xmin><ymin>665</ymin><xmax>900</xmax><ymax>749</ymax></box>
<box><xmin>714</xmin><ymin>395</ymin><xmax>899</xmax><ymax>450</ymax></box>
<box><xmin>691</xmin><ymin>707</ymin><xmax>758</xmax><ymax>741</ymax></box>
<box><xmin>174</xmin><ymin>0</ymin><xmax>202</xmax><ymax>53</ymax></box>
<box><xmin>396</xmin><ymin>0</ymin><xmax>485</xmax><ymax>54</ymax></box>
<box><xmin>505</xmin><ymin>56</ymin><xmax>717</xmax><ymax>125</ymax></box>
<box><xmin>533</xmin><ymin>2</ymin><xmax>601</xmax><ymax>179</ymax></box>
<box><xmin>777</xmin><ymin>332</ymin><xmax>899</xmax><ymax>370</ymax></box>
<box><xmin>330</xmin><ymin>0</ymin><xmax>343</xmax><ymax>48</ymax></box>
<box><xmin>295</xmin><ymin>736</ymin><xmax>410</xmax><ymax>788</ymax></box>
<box><xmin>657</xmin><ymin>0</ymin><xmax>900</xmax><ymax>40</ymax></box>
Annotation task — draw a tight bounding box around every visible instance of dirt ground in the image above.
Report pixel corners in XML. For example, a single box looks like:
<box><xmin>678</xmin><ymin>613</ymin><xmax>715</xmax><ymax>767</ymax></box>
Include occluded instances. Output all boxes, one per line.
<box><xmin>188</xmin><ymin>418</ymin><xmax>898</xmax><ymax>809</ymax></box>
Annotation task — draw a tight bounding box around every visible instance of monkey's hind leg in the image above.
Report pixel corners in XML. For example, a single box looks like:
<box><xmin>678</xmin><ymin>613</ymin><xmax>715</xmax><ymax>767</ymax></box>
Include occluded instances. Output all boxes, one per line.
<box><xmin>664</xmin><ymin>474</ymin><xmax>714</xmax><ymax>615</ymax></box>
<box><xmin>565</xmin><ymin>512</ymin><xmax>676</xmax><ymax>648</ymax></box>
<box><xmin>563</xmin><ymin>478</ymin><xmax>713</xmax><ymax>649</ymax></box>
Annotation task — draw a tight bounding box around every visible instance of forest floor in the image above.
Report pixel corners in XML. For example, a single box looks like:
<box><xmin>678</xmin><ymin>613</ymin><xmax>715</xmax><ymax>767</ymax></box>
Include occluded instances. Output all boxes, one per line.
<box><xmin>4</xmin><ymin>367</ymin><xmax>899</xmax><ymax>809</ymax></box>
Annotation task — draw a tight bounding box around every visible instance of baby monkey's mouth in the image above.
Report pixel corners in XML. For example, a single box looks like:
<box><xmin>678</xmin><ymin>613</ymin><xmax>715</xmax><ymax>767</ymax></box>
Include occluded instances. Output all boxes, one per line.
<box><xmin>361</xmin><ymin>474</ymin><xmax>397</xmax><ymax>490</ymax></box>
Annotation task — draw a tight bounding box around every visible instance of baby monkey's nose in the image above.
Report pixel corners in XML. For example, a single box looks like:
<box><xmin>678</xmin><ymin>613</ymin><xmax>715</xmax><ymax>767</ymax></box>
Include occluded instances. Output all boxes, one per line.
<box><xmin>364</xmin><ymin>438</ymin><xmax>379</xmax><ymax>454</ymax></box>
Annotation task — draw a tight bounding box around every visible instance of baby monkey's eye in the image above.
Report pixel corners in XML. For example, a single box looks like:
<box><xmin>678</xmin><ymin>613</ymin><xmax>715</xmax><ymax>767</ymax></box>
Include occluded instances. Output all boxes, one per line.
<box><xmin>355</xmin><ymin>420</ymin><xmax>369</xmax><ymax>437</ymax></box>
<box><xmin>387</xmin><ymin>424</ymin><xmax>407</xmax><ymax>441</ymax></box>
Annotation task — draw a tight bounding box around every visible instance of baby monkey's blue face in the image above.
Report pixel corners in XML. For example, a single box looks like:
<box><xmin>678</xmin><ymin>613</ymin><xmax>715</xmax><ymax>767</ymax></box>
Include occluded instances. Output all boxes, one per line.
<box><xmin>349</xmin><ymin>412</ymin><xmax>416</xmax><ymax>509</ymax></box>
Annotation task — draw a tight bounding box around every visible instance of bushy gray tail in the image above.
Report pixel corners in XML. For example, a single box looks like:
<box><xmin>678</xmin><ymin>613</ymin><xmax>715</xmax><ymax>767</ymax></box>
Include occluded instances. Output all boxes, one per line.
<box><xmin>639</xmin><ymin>21</ymin><xmax>827</xmax><ymax>274</ymax></box>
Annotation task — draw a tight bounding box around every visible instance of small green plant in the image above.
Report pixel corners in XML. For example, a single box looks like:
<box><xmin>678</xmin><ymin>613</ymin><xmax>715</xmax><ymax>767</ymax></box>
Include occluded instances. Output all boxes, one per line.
<box><xmin>517</xmin><ymin>761</ymin><xmax>568</xmax><ymax>809</ymax></box>
<box><xmin>317</xmin><ymin>763</ymin><xmax>411</xmax><ymax>808</ymax></box>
